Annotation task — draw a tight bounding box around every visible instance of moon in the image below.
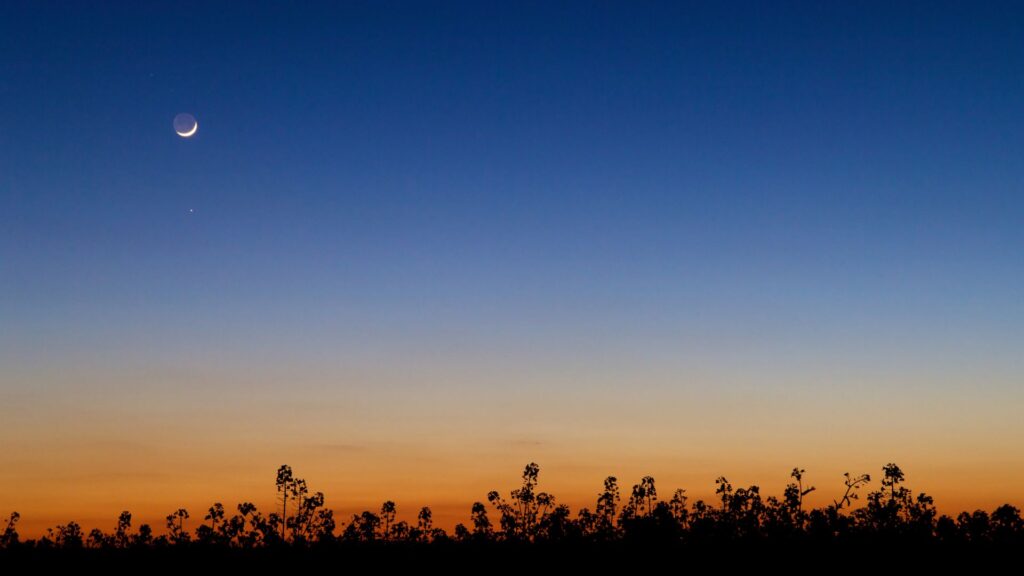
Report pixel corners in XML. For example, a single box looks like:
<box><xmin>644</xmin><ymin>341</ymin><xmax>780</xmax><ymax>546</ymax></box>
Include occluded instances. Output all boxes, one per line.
<box><xmin>173</xmin><ymin>113</ymin><xmax>198</xmax><ymax>138</ymax></box>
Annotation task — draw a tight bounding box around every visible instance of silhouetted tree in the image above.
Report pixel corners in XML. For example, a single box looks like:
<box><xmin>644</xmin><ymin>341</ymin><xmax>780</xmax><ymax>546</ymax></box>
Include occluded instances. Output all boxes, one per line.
<box><xmin>935</xmin><ymin>513</ymin><xmax>961</xmax><ymax>543</ymax></box>
<box><xmin>342</xmin><ymin>511</ymin><xmax>380</xmax><ymax>543</ymax></box>
<box><xmin>206</xmin><ymin>503</ymin><xmax>225</xmax><ymax>532</ymax></box>
<box><xmin>668</xmin><ymin>489</ymin><xmax>689</xmax><ymax>528</ymax></box>
<box><xmin>620</xmin><ymin>475</ymin><xmax>665</xmax><ymax>541</ymax></box>
<box><xmin>380</xmin><ymin>501</ymin><xmax>396</xmax><ymax>540</ymax></box>
<box><xmin>415</xmin><ymin>506</ymin><xmax>433</xmax><ymax>542</ymax></box>
<box><xmin>990</xmin><ymin>504</ymin><xmax>1024</xmax><ymax>543</ymax></box>
<box><xmin>113</xmin><ymin>511</ymin><xmax>131</xmax><ymax>548</ymax></box>
<box><xmin>87</xmin><ymin>527</ymin><xmax>106</xmax><ymax>549</ymax></box>
<box><xmin>0</xmin><ymin>512</ymin><xmax>19</xmax><ymax>548</ymax></box>
<box><xmin>391</xmin><ymin>520</ymin><xmax>410</xmax><ymax>541</ymax></box>
<box><xmin>312</xmin><ymin>508</ymin><xmax>337</xmax><ymax>543</ymax></box>
<box><xmin>622</xmin><ymin>475</ymin><xmax>657</xmax><ymax>520</ymax></box>
<box><xmin>49</xmin><ymin>521</ymin><xmax>83</xmax><ymax>548</ymax></box>
<box><xmin>229</xmin><ymin>502</ymin><xmax>267</xmax><ymax>548</ymax></box>
<box><xmin>592</xmin><ymin>475</ymin><xmax>621</xmax><ymax>539</ymax></box>
<box><xmin>489</xmin><ymin>462</ymin><xmax>551</xmax><ymax>541</ymax></box>
<box><xmin>292</xmin><ymin>490</ymin><xmax>330</xmax><ymax>544</ymax></box>
<box><xmin>957</xmin><ymin>510</ymin><xmax>990</xmax><ymax>542</ymax></box>
<box><xmin>853</xmin><ymin>463</ymin><xmax>937</xmax><ymax>541</ymax></box>
<box><xmin>537</xmin><ymin>504</ymin><xmax>578</xmax><ymax>542</ymax></box>
<box><xmin>469</xmin><ymin>501</ymin><xmax>492</xmax><ymax>540</ymax></box>
<box><xmin>196</xmin><ymin>503</ymin><xmax>225</xmax><ymax>545</ymax></box>
<box><xmin>165</xmin><ymin>509</ymin><xmax>190</xmax><ymax>545</ymax></box>
<box><xmin>276</xmin><ymin>464</ymin><xmax>306</xmax><ymax>541</ymax></box>
<box><xmin>133</xmin><ymin>522</ymin><xmax>153</xmax><ymax>547</ymax></box>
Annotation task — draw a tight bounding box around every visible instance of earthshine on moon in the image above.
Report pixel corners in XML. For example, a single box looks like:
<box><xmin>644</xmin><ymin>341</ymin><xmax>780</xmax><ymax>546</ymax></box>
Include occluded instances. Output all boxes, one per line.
<box><xmin>173</xmin><ymin>113</ymin><xmax>198</xmax><ymax>138</ymax></box>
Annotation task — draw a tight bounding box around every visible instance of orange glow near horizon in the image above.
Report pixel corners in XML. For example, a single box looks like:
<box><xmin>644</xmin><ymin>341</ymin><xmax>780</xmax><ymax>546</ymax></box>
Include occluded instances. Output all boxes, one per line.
<box><xmin>6</xmin><ymin>416</ymin><xmax>1024</xmax><ymax>538</ymax></box>
<box><xmin>5</xmin><ymin>336</ymin><xmax>1023</xmax><ymax>539</ymax></box>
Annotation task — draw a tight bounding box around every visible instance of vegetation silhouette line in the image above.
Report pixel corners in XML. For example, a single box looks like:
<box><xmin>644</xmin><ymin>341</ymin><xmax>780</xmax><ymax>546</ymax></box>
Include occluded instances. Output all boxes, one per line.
<box><xmin>2</xmin><ymin>462</ymin><xmax>1023</xmax><ymax>552</ymax></box>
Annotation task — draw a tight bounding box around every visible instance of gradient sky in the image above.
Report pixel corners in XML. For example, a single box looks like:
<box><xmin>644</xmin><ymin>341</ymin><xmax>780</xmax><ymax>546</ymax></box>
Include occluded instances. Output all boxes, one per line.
<box><xmin>3</xmin><ymin>1</ymin><xmax>1024</xmax><ymax>535</ymax></box>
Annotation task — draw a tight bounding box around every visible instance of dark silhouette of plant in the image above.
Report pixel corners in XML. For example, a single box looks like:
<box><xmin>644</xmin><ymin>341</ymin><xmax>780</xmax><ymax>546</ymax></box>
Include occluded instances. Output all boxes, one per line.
<box><xmin>469</xmin><ymin>501</ymin><xmax>492</xmax><ymax>540</ymax></box>
<box><xmin>165</xmin><ymin>509</ymin><xmax>190</xmax><ymax>545</ymax></box>
<box><xmin>391</xmin><ymin>519</ymin><xmax>411</xmax><ymax>541</ymax></box>
<box><xmin>617</xmin><ymin>475</ymin><xmax>690</xmax><ymax>543</ymax></box>
<box><xmin>536</xmin><ymin>503</ymin><xmax>577</xmax><ymax>542</ymax></box>
<box><xmin>957</xmin><ymin>509</ymin><xmax>991</xmax><ymax>542</ymax></box>
<box><xmin>291</xmin><ymin>490</ymin><xmax>330</xmax><ymax>544</ymax></box>
<box><xmin>784</xmin><ymin>467</ymin><xmax>815</xmax><ymax>527</ymax></box>
<box><xmin>622</xmin><ymin>475</ymin><xmax>658</xmax><ymax>520</ymax></box>
<box><xmin>342</xmin><ymin>511</ymin><xmax>380</xmax><ymax>543</ymax></box>
<box><xmin>133</xmin><ymin>522</ymin><xmax>153</xmax><ymax>547</ymax></box>
<box><xmin>380</xmin><ymin>501</ymin><xmax>396</xmax><ymax>540</ymax></box>
<box><xmin>852</xmin><ymin>463</ymin><xmax>938</xmax><ymax>541</ymax></box>
<box><xmin>0</xmin><ymin>512</ymin><xmax>19</xmax><ymax>548</ymax></box>
<box><xmin>195</xmin><ymin>503</ymin><xmax>224</xmax><ymax>545</ymax></box>
<box><xmin>206</xmin><ymin>503</ymin><xmax>224</xmax><ymax>532</ymax></box>
<box><xmin>112</xmin><ymin>511</ymin><xmax>131</xmax><ymax>548</ymax></box>
<box><xmin>7</xmin><ymin>460</ymin><xmax>1024</xmax><ymax>557</ymax></box>
<box><xmin>87</xmin><ymin>527</ymin><xmax>106</xmax><ymax>549</ymax></box>
<box><xmin>487</xmin><ymin>462</ymin><xmax>553</xmax><ymax>541</ymax></box>
<box><xmin>834</xmin><ymin>471</ymin><xmax>871</xmax><ymax>511</ymax></box>
<box><xmin>229</xmin><ymin>502</ymin><xmax>268</xmax><ymax>548</ymax></box>
<box><xmin>990</xmin><ymin>504</ymin><xmax>1024</xmax><ymax>543</ymax></box>
<box><xmin>667</xmin><ymin>489</ymin><xmax>688</xmax><ymax>529</ymax></box>
<box><xmin>48</xmin><ymin>521</ymin><xmax>83</xmax><ymax>548</ymax></box>
<box><xmin>856</xmin><ymin>463</ymin><xmax>909</xmax><ymax>532</ymax></box>
<box><xmin>276</xmin><ymin>464</ymin><xmax>306</xmax><ymax>541</ymax></box>
<box><xmin>591</xmin><ymin>475</ymin><xmax>621</xmax><ymax>539</ymax></box>
<box><xmin>414</xmin><ymin>506</ymin><xmax>433</xmax><ymax>542</ymax></box>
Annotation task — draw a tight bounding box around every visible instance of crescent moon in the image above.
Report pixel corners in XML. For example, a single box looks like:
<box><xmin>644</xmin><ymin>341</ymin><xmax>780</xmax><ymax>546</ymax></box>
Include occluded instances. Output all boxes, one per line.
<box><xmin>177</xmin><ymin>121</ymin><xmax>198</xmax><ymax>138</ymax></box>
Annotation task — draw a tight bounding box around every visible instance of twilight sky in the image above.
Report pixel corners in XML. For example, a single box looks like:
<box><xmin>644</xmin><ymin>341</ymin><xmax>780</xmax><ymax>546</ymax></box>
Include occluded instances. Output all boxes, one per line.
<box><xmin>2</xmin><ymin>1</ymin><xmax>1024</xmax><ymax>535</ymax></box>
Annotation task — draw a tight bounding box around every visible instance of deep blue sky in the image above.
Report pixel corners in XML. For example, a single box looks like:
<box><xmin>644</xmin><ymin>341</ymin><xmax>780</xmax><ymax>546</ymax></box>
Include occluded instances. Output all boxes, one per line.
<box><xmin>3</xmin><ymin>3</ymin><xmax>1024</xmax><ymax>510</ymax></box>
<box><xmin>4</xmin><ymin>1</ymin><xmax>1023</xmax><ymax>365</ymax></box>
